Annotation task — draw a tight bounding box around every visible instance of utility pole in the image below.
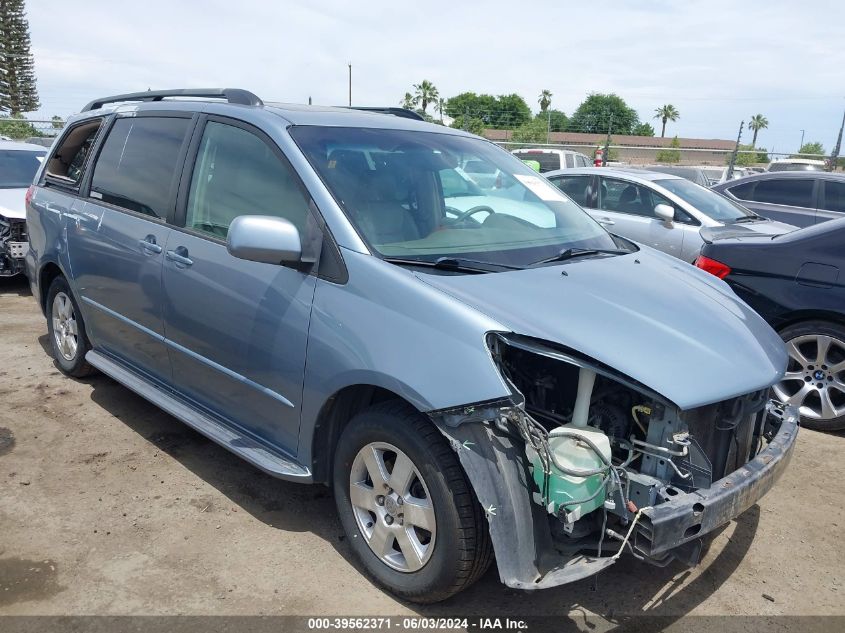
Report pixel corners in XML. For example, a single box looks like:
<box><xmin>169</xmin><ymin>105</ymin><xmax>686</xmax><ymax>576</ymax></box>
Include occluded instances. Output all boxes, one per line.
<box><xmin>799</xmin><ymin>129</ymin><xmax>805</xmax><ymax>152</ymax></box>
<box><xmin>828</xmin><ymin>108</ymin><xmax>845</xmax><ymax>172</ymax></box>
<box><xmin>546</xmin><ymin>110</ymin><xmax>551</xmax><ymax>144</ymax></box>
<box><xmin>602</xmin><ymin>113</ymin><xmax>613</xmax><ymax>167</ymax></box>
<box><xmin>348</xmin><ymin>63</ymin><xmax>352</xmax><ymax>106</ymax></box>
<box><xmin>726</xmin><ymin>120</ymin><xmax>744</xmax><ymax>180</ymax></box>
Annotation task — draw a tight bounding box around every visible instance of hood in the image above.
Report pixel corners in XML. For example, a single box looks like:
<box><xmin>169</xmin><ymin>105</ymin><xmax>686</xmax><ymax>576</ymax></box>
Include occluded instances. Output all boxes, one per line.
<box><xmin>0</xmin><ymin>188</ymin><xmax>27</xmax><ymax>220</ymax></box>
<box><xmin>418</xmin><ymin>248</ymin><xmax>787</xmax><ymax>410</ymax></box>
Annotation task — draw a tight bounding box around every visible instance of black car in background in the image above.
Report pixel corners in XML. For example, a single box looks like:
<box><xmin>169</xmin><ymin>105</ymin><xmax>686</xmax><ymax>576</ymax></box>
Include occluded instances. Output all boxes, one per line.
<box><xmin>695</xmin><ymin>218</ymin><xmax>845</xmax><ymax>431</ymax></box>
<box><xmin>712</xmin><ymin>171</ymin><xmax>845</xmax><ymax>228</ymax></box>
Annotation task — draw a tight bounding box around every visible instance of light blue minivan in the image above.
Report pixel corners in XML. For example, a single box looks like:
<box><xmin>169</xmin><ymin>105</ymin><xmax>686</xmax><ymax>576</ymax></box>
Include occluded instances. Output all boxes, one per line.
<box><xmin>26</xmin><ymin>89</ymin><xmax>797</xmax><ymax>602</ymax></box>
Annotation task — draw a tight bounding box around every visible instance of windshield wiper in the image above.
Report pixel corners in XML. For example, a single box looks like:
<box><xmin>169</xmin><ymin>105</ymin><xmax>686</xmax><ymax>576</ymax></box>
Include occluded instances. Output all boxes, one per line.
<box><xmin>732</xmin><ymin>215</ymin><xmax>763</xmax><ymax>223</ymax></box>
<box><xmin>529</xmin><ymin>247</ymin><xmax>632</xmax><ymax>267</ymax></box>
<box><xmin>384</xmin><ymin>256</ymin><xmax>522</xmax><ymax>274</ymax></box>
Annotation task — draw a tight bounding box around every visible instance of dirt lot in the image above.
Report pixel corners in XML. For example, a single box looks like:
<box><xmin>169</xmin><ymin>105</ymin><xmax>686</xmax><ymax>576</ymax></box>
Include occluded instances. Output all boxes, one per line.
<box><xmin>1</xmin><ymin>274</ymin><xmax>843</xmax><ymax>622</ymax></box>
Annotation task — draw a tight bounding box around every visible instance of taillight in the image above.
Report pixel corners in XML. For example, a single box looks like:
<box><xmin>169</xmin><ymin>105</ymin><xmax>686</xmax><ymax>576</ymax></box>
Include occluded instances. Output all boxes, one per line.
<box><xmin>695</xmin><ymin>255</ymin><xmax>731</xmax><ymax>279</ymax></box>
<box><xmin>25</xmin><ymin>185</ymin><xmax>34</xmax><ymax>206</ymax></box>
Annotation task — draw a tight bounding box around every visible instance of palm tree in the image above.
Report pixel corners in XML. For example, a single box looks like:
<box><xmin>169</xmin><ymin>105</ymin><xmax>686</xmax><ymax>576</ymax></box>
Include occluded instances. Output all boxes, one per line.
<box><xmin>749</xmin><ymin>114</ymin><xmax>769</xmax><ymax>147</ymax></box>
<box><xmin>435</xmin><ymin>97</ymin><xmax>445</xmax><ymax>123</ymax></box>
<box><xmin>538</xmin><ymin>89</ymin><xmax>553</xmax><ymax>113</ymax></box>
<box><xmin>654</xmin><ymin>104</ymin><xmax>680</xmax><ymax>138</ymax></box>
<box><xmin>400</xmin><ymin>92</ymin><xmax>415</xmax><ymax>110</ymax></box>
<box><xmin>412</xmin><ymin>80</ymin><xmax>439</xmax><ymax>114</ymax></box>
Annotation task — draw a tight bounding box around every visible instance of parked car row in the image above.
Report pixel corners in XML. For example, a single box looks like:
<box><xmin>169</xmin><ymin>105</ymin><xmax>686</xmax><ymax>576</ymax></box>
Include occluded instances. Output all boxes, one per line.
<box><xmin>21</xmin><ymin>89</ymin><xmax>800</xmax><ymax>603</ymax></box>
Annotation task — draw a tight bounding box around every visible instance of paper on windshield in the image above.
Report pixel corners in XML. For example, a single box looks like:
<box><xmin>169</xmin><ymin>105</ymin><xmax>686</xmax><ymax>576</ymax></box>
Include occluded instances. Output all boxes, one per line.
<box><xmin>514</xmin><ymin>174</ymin><xmax>569</xmax><ymax>202</ymax></box>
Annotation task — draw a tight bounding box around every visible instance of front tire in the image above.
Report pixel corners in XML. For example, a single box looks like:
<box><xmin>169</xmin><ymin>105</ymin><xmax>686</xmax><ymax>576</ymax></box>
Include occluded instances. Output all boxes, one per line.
<box><xmin>333</xmin><ymin>401</ymin><xmax>492</xmax><ymax>603</ymax></box>
<box><xmin>774</xmin><ymin>320</ymin><xmax>845</xmax><ymax>431</ymax></box>
<box><xmin>46</xmin><ymin>276</ymin><xmax>96</xmax><ymax>378</ymax></box>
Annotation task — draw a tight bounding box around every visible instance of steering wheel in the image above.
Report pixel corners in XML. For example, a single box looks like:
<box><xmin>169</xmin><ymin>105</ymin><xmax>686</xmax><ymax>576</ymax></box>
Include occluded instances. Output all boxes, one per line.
<box><xmin>444</xmin><ymin>205</ymin><xmax>496</xmax><ymax>225</ymax></box>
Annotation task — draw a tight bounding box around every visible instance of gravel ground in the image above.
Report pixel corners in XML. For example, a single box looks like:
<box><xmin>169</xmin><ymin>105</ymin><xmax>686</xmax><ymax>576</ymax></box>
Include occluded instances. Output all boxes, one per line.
<box><xmin>1</xmin><ymin>274</ymin><xmax>843</xmax><ymax>622</ymax></box>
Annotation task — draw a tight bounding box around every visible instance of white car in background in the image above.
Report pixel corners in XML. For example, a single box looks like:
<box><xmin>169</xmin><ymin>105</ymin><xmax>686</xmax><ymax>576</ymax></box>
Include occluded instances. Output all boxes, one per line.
<box><xmin>1</xmin><ymin>140</ymin><xmax>47</xmax><ymax>277</ymax></box>
<box><xmin>768</xmin><ymin>158</ymin><xmax>826</xmax><ymax>172</ymax></box>
<box><xmin>545</xmin><ymin>167</ymin><xmax>796</xmax><ymax>262</ymax></box>
<box><xmin>511</xmin><ymin>148</ymin><xmax>592</xmax><ymax>172</ymax></box>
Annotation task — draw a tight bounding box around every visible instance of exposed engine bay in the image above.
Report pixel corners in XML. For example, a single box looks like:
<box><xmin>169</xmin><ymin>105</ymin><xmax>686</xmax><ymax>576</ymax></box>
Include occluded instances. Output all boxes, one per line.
<box><xmin>0</xmin><ymin>215</ymin><xmax>27</xmax><ymax>277</ymax></box>
<box><xmin>466</xmin><ymin>332</ymin><xmax>788</xmax><ymax>576</ymax></box>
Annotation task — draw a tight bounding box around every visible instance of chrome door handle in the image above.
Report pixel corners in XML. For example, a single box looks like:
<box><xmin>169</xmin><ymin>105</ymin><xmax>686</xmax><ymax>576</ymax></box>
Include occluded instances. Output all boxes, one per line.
<box><xmin>166</xmin><ymin>248</ymin><xmax>193</xmax><ymax>267</ymax></box>
<box><xmin>138</xmin><ymin>237</ymin><xmax>162</xmax><ymax>254</ymax></box>
<box><xmin>597</xmin><ymin>217</ymin><xmax>615</xmax><ymax>226</ymax></box>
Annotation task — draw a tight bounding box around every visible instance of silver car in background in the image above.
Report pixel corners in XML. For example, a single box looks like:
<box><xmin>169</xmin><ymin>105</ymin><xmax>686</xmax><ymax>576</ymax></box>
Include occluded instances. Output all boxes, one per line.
<box><xmin>546</xmin><ymin>167</ymin><xmax>795</xmax><ymax>262</ymax></box>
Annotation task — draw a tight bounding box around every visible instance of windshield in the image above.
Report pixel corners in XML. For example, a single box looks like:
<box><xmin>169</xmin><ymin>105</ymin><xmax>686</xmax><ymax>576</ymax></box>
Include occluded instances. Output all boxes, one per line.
<box><xmin>291</xmin><ymin>127</ymin><xmax>618</xmax><ymax>268</ymax></box>
<box><xmin>0</xmin><ymin>149</ymin><xmax>45</xmax><ymax>188</ymax></box>
<box><xmin>654</xmin><ymin>177</ymin><xmax>754</xmax><ymax>222</ymax></box>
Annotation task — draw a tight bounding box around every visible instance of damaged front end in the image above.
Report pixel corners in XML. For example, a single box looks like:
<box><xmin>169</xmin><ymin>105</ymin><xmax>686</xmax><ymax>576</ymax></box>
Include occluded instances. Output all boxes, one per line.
<box><xmin>430</xmin><ymin>333</ymin><xmax>798</xmax><ymax>590</ymax></box>
<box><xmin>0</xmin><ymin>214</ymin><xmax>28</xmax><ymax>277</ymax></box>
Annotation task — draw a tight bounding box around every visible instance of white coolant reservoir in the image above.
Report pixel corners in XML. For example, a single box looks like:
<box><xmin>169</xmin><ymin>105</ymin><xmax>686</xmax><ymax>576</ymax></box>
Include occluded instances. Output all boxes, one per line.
<box><xmin>537</xmin><ymin>424</ymin><xmax>612</xmax><ymax>521</ymax></box>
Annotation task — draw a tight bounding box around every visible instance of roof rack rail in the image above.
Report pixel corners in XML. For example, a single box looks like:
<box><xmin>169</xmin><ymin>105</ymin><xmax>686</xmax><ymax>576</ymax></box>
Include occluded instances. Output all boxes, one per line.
<box><xmin>82</xmin><ymin>88</ymin><xmax>263</xmax><ymax>112</ymax></box>
<box><xmin>343</xmin><ymin>107</ymin><xmax>425</xmax><ymax>121</ymax></box>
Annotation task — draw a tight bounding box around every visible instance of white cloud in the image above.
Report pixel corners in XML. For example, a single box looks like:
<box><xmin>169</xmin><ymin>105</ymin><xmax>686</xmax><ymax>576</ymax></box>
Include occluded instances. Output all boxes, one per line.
<box><xmin>27</xmin><ymin>0</ymin><xmax>845</xmax><ymax>152</ymax></box>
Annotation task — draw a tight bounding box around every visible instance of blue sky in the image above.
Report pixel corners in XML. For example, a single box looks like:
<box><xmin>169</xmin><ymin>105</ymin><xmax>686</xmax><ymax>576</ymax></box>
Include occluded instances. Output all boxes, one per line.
<box><xmin>27</xmin><ymin>0</ymin><xmax>845</xmax><ymax>154</ymax></box>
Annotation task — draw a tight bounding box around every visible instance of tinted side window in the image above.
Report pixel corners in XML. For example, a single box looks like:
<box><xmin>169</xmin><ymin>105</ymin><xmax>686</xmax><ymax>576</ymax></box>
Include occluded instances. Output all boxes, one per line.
<box><xmin>600</xmin><ymin>178</ymin><xmax>657</xmax><ymax>217</ymax></box>
<box><xmin>727</xmin><ymin>181</ymin><xmax>755</xmax><ymax>200</ymax></box>
<box><xmin>751</xmin><ymin>179</ymin><xmax>814</xmax><ymax>208</ymax></box>
<box><xmin>550</xmin><ymin>175</ymin><xmax>593</xmax><ymax>207</ymax></box>
<box><xmin>90</xmin><ymin>117</ymin><xmax>190</xmax><ymax>218</ymax></box>
<box><xmin>822</xmin><ymin>180</ymin><xmax>845</xmax><ymax>213</ymax></box>
<box><xmin>564</xmin><ymin>154</ymin><xmax>574</xmax><ymax>168</ymax></box>
<box><xmin>185</xmin><ymin>121</ymin><xmax>312</xmax><ymax>239</ymax></box>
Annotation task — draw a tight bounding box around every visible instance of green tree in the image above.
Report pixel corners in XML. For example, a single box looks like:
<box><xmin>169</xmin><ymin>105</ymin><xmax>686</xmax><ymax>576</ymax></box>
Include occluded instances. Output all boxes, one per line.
<box><xmin>493</xmin><ymin>93</ymin><xmax>532</xmax><ymax>129</ymax></box>
<box><xmin>412</xmin><ymin>80</ymin><xmax>439</xmax><ymax>114</ymax></box>
<box><xmin>449</xmin><ymin>115</ymin><xmax>485</xmax><ymax>136</ymax></box>
<box><xmin>793</xmin><ymin>141</ymin><xmax>825</xmax><ymax>159</ymax></box>
<box><xmin>400</xmin><ymin>92</ymin><xmax>415</xmax><ymax>110</ymax></box>
<box><xmin>748</xmin><ymin>114</ymin><xmax>768</xmax><ymax>147</ymax></box>
<box><xmin>655</xmin><ymin>136</ymin><xmax>681</xmax><ymax>163</ymax></box>
<box><xmin>538</xmin><ymin>89</ymin><xmax>552</xmax><ymax>113</ymax></box>
<box><xmin>434</xmin><ymin>97</ymin><xmax>445</xmax><ymax>123</ymax></box>
<box><xmin>0</xmin><ymin>112</ymin><xmax>42</xmax><ymax>139</ymax></box>
<box><xmin>653</xmin><ymin>104</ymin><xmax>679</xmax><ymax>138</ymax></box>
<box><xmin>443</xmin><ymin>92</ymin><xmax>530</xmax><ymax>129</ymax></box>
<box><xmin>511</xmin><ymin>117</ymin><xmax>550</xmax><ymax>143</ymax></box>
<box><xmin>569</xmin><ymin>93</ymin><xmax>640</xmax><ymax>135</ymax></box>
<box><xmin>732</xmin><ymin>144</ymin><xmax>769</xmax><ymax>166</ymax></box>
<box><xmin>542</xmin><ymin>109</ymin><xmax>568</xmax><ymax>133</ymax></box>
<box><xmin>0</xmin><ymin>0</ymin><xmax>39</xmax><ymax>115</ymax></box>
<box><xmin>51</xmin><ymin>115</ymin><xmax>64</xmax><ymax>129</ymax></box>
<box><xmin>632</xmin><ymin>122</ymin><xmax>655</xmax><ymax>137</ymax></box>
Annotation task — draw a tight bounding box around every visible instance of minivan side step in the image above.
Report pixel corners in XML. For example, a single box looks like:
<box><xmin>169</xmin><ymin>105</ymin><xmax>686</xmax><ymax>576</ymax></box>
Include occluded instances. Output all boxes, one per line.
<box><xmin>85</xmin><ymin>350</ymin><xmax>311</xmax><ymax>481</ymax></box>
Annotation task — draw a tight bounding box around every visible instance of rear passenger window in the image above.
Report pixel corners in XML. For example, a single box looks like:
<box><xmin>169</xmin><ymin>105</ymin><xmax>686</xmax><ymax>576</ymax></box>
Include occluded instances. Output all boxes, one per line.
<box><xmin>727</xmin><ymin>181</ymin><xmax>755</xmax><ymax>200</ymax></box>
<box><xmin>822</xmin><ymin>180</ymin><xmax>845</xmax><ymax>213</ymax></box>
<box><xmin>551</xmin><ymin>175</ymin><xmax>593</xmax><ymax>207</ymax></box>
<box><xmin>45</xmin><ymin>118</ymin><xmax>103</xmax><ymax>187</ymax></box>
<box><xmin>184</xmin><ymin>121</ymin><xmax>312</xmax><ymax>239</ymax></box>
<box><xmin>750</xmin><ymin>179</ymin><xmax>814</xmax><ymax>208</ymax></box>
<box><xmin>90</xmin><ymin>117</ymin><xmax>190</xmax><ymax>218</ymax></box>
<box><xmin>564</xmin><ymin>154</ymin><xmax>574</xmax><ymax>168</ymax></box>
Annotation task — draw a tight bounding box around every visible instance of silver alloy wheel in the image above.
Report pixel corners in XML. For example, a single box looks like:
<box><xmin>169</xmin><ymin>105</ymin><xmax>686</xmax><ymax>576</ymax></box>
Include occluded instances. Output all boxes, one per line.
<box><xmin>349</xmin><ymin>442</ymin><xmax>436</xmax><ymax>573</ymax></box>
<box><xmin>773</xmin><ymin>334</ymin><xmax>845</xmax><ymax>421</ymax></box>
<box><xmin>51</xmin><ymin>292</ymin><xmax>79</xmax><ymax>362</ymax></box>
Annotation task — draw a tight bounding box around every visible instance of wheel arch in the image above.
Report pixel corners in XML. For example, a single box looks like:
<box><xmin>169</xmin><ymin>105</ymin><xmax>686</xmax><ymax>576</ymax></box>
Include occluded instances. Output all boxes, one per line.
<box><xmin>308</xmin><ymin>384</ymin><xmax>421</xmax><ymax>485</ymax></box>
<box><xmin>38</xmin><ymin>260</ymin><xmax>67</xmax><ymax>314</ymax></box>
<box><xmin>774</xmin><ymin>309</ymin><xmax>845</xmax><ymax>333</ymax></box>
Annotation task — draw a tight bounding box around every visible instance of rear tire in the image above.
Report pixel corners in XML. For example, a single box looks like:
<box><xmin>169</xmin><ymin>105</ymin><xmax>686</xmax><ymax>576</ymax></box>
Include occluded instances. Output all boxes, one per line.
<box><xmin>333</xmin><ymin>400</ymin><xmax>492</xmax><ymax>603</ymax></box>
<box><xmin>46</xmin><ymin>276</ymin><xmax>96</xmax><ymax>378</ymax></box>
<box><xmin>775</xmin><ymin>320</ymin><xmax>845</xmax><ymax>431</ymax></box>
